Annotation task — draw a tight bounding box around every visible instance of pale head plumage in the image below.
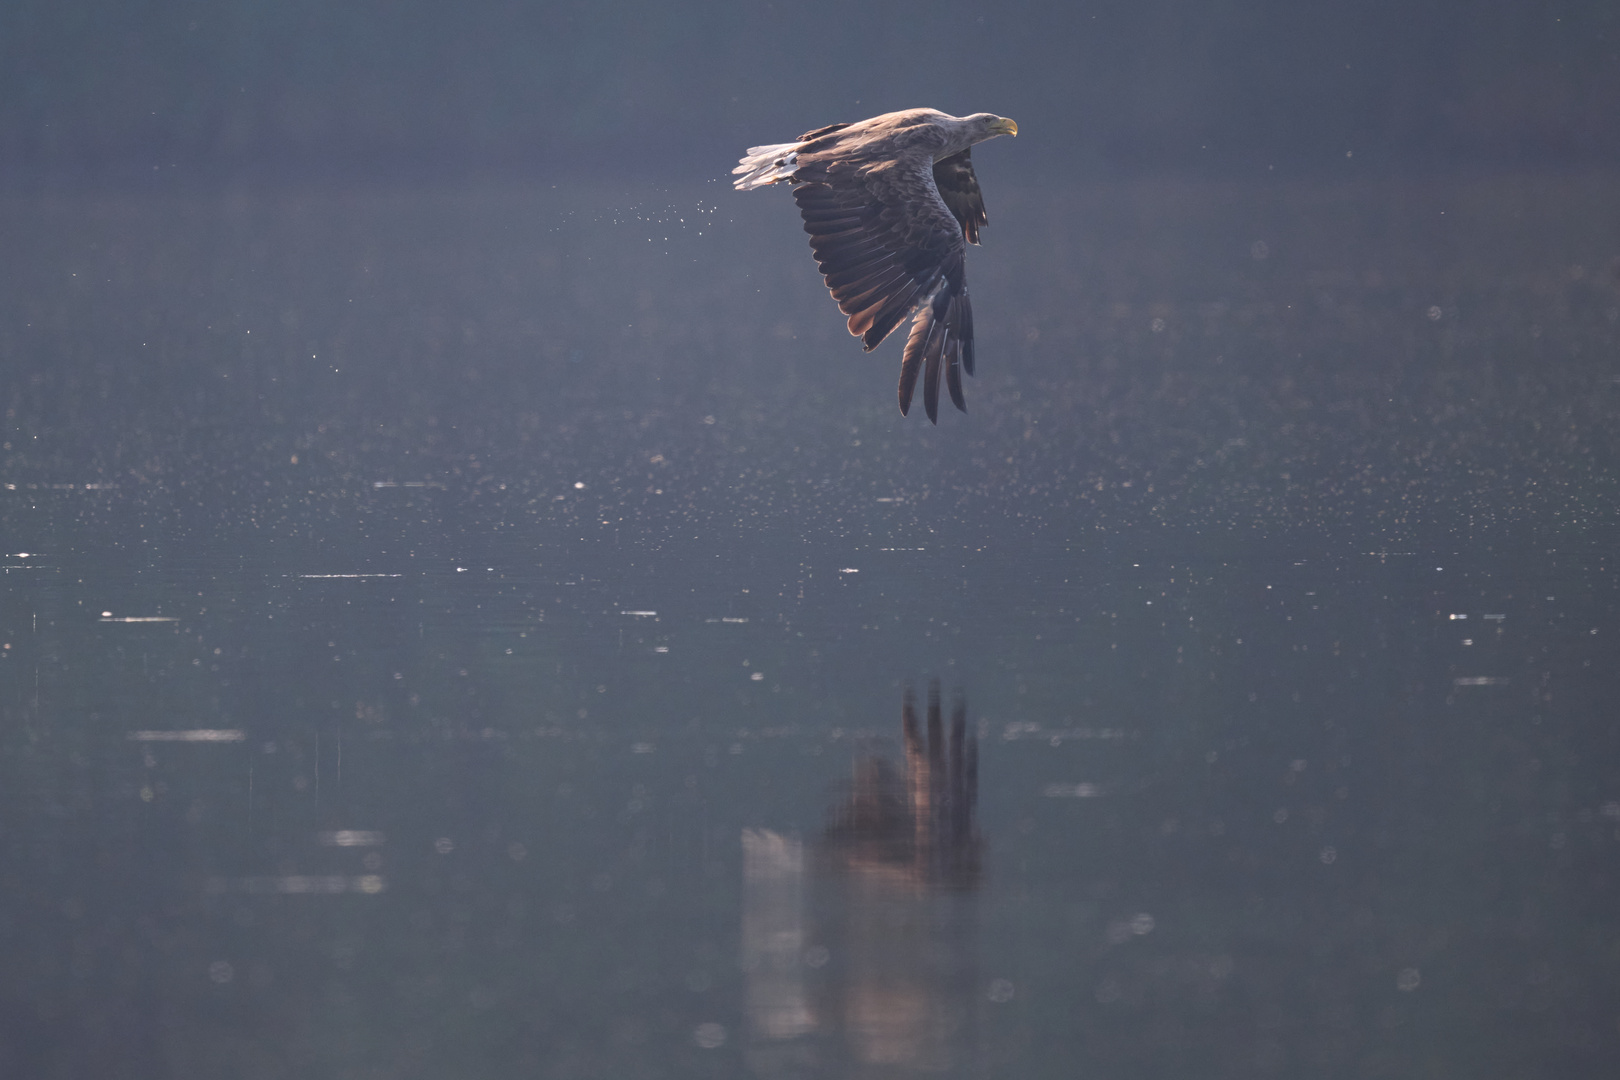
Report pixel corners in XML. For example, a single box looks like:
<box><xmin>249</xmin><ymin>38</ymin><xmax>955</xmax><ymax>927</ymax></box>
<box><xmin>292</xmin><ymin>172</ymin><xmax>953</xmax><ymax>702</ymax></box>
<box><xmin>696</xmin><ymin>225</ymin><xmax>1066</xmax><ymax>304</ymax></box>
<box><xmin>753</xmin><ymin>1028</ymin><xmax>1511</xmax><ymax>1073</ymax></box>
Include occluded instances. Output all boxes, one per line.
<box><xmin>933</xmin><ymin>112</ymin><xmax>1019</xmax><ymax>158</ymax></box>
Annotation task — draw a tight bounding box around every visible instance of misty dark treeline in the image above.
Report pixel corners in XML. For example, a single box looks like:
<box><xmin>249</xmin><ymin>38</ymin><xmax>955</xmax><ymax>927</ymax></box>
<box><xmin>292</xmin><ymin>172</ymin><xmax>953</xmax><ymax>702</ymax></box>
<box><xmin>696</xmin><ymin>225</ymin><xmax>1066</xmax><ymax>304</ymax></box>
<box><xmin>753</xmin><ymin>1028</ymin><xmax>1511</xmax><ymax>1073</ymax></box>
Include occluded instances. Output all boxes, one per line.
<box><xmin>2</xmin><ymin>0</ymin><xmax>1616</xmax><ymax>184</ymax></box>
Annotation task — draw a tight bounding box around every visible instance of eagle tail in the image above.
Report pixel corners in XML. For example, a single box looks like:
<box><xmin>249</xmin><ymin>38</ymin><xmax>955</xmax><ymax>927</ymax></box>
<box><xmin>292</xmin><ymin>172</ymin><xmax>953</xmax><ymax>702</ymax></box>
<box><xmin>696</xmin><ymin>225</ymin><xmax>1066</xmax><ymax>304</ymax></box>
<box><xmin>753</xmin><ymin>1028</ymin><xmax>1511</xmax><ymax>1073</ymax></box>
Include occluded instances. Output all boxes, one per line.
<box><xmin>732</xmin><ymin>143</ymin><xmax>802</xmax><ymax>190</ymax></box>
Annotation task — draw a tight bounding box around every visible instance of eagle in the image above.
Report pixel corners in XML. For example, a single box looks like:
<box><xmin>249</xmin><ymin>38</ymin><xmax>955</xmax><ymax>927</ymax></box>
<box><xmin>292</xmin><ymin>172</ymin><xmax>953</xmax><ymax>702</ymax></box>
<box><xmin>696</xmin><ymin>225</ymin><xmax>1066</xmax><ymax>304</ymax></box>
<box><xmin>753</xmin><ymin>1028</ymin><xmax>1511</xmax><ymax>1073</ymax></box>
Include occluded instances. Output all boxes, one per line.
<box><xmin>734</xmin><ymin>109</ymin><xmax>1017</xmax><ymax>423</ymax></box>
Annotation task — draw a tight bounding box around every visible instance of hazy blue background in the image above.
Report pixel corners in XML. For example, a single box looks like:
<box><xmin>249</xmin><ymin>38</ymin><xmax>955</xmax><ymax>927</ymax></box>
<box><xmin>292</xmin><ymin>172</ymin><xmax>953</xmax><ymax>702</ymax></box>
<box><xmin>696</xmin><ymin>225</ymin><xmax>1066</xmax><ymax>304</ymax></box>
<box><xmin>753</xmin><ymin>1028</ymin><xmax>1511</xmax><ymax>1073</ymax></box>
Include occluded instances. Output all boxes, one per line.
<box><xmin>4</xmin><ymin>0</ymin><xmax>1618</xmax><ymax>183</ymax></box>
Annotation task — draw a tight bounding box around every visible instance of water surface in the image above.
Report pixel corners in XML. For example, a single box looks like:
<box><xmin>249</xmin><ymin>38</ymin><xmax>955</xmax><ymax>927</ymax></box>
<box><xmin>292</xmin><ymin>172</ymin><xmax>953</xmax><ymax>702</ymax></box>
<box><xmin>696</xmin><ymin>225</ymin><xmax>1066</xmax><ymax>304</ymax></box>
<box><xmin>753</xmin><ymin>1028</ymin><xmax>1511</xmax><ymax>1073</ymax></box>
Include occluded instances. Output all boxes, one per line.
<box><xmin>2</xmin><ymin>173</ymin><xmax>1617</xmax><ymax>1078</ymax></box>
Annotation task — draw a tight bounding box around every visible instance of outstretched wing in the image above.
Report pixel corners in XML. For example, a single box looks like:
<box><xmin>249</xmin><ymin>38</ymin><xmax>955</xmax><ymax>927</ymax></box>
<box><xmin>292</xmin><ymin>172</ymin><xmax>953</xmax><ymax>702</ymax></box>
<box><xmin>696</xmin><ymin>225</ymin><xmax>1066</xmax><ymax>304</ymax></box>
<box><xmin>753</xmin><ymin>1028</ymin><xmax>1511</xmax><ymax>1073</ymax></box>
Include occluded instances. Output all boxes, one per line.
<box><xmin>791</xmin><ymin>159</ymin><xmax>976</xmax><ymax>423</ymax></box>
<box><xmin>932</xmin><ymin>149</ymin><xmax>987</xmax><ymax>245</ymax></box>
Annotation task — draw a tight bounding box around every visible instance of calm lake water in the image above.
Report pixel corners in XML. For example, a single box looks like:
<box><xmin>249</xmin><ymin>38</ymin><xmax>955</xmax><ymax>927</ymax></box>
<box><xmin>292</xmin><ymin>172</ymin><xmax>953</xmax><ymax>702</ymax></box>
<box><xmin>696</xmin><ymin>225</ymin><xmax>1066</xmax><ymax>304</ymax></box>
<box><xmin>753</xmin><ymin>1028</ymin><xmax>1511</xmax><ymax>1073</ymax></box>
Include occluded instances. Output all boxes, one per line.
<box><xmin>2</xmin><ymin>172</ymin><xmax>1618</xmax><ymax>1078</ymax></box>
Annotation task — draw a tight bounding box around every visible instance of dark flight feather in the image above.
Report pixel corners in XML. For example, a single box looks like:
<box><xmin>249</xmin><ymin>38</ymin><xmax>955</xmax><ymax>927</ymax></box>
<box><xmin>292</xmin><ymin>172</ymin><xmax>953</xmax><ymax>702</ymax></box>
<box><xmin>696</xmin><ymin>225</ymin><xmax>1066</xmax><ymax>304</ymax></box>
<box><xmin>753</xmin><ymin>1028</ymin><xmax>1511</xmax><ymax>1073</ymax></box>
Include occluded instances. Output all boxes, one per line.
<box><xmin>897</xmin><ymin>317</ymin><xmax>926</xmax><ymax>415</ymax></box>
<box><xmin>943</xmin><ymin>294</ymin><xmax>967</xmax><ymax>412</ymax></box>
<box><xmin>922</xmin><ymin>314</ymin><xmax>945</xmax><ymax>422</ymax></box>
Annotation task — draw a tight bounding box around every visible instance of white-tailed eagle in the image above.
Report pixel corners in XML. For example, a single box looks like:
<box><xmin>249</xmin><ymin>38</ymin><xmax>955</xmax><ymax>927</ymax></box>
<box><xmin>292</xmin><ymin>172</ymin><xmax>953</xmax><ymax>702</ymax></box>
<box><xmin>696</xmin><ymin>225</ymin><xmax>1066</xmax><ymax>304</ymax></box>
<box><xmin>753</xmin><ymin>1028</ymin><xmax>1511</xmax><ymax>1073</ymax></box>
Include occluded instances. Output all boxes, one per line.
<box><xmin>734</xmin><ymin>109</ymin><xmax>1017</xmax><ymax>423</ymax></box>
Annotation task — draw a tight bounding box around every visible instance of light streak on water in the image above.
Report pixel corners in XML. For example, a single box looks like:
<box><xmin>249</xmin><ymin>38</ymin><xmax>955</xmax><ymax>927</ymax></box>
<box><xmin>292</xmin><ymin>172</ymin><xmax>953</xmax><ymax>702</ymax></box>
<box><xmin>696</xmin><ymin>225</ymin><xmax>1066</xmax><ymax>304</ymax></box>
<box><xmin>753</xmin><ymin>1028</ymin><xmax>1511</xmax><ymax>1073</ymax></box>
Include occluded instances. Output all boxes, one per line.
<box><xmin>128</xmin><ymin>729</ymin><xmax>246</xmax><ymax>742</ymax></box>
<box><xmin>204</xmin><ymin>875</ymin><xmax>386</xmax><ymax>894</ymax></box>
<box><xmin>1044</xmin><ymin>783</ymin><xmax>1104</xmax><ymax>798</ymax></box>
<box><xmin>295</xmin><ymin>574</ymin><xmax>404</xmax><ymax>579</ymax></box>
<box><xmin>318</xmin><ymin>830</ymin><xmax>386</xmax><ymax>846</ymax></box>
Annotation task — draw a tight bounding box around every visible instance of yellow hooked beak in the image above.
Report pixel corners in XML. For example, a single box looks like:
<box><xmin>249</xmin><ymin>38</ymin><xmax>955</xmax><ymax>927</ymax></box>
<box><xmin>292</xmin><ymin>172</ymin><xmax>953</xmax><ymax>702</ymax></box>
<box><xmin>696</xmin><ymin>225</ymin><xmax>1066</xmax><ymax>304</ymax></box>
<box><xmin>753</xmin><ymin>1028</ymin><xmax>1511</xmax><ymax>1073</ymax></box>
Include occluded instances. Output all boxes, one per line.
<box><xmin>992</xmin><ymin>117</ymin><xmax>1019</xmax><ymax>137</ymax></box>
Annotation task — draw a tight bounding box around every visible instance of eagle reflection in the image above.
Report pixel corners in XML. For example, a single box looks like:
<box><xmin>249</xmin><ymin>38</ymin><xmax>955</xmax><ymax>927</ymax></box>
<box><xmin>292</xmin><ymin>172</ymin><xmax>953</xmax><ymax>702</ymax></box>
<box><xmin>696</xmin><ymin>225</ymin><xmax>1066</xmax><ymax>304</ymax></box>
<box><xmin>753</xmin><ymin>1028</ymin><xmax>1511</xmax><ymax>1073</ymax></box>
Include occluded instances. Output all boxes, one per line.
<box><xmin>742</xmin><ymin>683</ymin><xmax>984</xmax><ymax>1076</ymax></box>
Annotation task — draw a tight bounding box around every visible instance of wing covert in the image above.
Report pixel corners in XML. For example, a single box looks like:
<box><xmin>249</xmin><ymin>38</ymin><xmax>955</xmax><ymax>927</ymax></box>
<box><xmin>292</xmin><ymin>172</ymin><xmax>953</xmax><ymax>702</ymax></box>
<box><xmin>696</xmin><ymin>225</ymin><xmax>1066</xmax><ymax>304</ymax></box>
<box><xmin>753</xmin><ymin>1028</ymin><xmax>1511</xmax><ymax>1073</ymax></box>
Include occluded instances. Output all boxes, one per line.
<box><xmin>792</xmin><ymin>160</ymin><xmax>965</xmax><ymax>353</ymax></box>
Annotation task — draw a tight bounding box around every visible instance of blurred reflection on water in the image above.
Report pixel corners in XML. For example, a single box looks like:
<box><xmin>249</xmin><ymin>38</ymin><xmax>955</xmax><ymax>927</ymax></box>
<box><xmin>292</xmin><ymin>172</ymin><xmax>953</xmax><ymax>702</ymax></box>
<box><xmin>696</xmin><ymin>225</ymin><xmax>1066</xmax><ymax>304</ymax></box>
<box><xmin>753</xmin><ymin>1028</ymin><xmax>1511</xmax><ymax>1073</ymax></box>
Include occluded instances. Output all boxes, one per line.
<box><xmin>745</xmin><ymin>683</ymin><xmax>982</xmax><ymax>1076</ymax></box>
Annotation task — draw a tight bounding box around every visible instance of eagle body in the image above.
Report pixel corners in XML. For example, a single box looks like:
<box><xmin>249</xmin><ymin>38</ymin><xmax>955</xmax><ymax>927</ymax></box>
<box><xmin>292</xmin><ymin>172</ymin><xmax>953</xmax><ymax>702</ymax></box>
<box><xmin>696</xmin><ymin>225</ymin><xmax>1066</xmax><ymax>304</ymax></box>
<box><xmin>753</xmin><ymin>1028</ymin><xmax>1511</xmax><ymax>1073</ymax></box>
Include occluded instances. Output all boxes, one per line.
<box><xmin>734</xmin><ymin>109</ymin><xmax>1017</xmax><ymax>422</ymax></box>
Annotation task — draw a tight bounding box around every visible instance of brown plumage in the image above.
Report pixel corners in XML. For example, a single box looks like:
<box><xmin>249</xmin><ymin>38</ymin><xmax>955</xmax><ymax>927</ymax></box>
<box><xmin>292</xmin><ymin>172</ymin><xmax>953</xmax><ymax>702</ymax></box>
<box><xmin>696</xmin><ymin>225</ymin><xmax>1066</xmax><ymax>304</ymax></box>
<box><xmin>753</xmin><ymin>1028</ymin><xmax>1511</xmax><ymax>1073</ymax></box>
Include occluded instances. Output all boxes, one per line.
<box><xmin>734</xmin><ymin>109</ymin><xmax>1017</xmax><ymax>423</ymax></box>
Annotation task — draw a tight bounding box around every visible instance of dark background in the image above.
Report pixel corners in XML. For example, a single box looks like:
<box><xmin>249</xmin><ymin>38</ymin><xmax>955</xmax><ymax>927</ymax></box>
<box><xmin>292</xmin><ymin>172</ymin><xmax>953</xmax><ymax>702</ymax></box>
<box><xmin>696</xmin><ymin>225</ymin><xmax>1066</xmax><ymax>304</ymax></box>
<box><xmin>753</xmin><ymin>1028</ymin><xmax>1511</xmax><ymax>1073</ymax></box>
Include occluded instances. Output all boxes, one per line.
<box><xmin>4</xmin><ymin>0</ymin><xmax>1617</xmax><ymax>184</ymax></box>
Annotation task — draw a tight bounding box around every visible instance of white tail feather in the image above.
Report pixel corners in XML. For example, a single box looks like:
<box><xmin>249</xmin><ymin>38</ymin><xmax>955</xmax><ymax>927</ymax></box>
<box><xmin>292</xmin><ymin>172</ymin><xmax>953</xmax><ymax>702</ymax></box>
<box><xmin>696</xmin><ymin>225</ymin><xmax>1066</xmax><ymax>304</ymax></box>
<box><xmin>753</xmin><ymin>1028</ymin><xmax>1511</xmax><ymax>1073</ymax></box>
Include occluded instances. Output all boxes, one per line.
<box><xmin>732</xmin><ymin>141</ymin><xmax>803</xmax><ymax>190</ymax></box>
